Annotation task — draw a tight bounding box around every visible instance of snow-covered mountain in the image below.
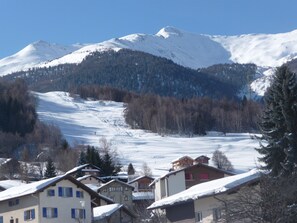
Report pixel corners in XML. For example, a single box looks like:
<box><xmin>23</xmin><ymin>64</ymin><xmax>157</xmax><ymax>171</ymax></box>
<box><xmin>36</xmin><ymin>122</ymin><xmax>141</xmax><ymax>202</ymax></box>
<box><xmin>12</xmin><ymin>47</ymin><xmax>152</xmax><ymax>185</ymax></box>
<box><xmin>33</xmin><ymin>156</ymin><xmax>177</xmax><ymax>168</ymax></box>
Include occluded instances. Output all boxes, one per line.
<box><xmin>2</xmin><ymin>27</ymin><xmax>297</xmax><ymax>95</ymax></box>
<box><xmin>38</xmin><ymin>27</ymin><xmax>297</xmax><ymax>70</ymax></box>
<box><xmin>0</xmin><ymin>40</ymin><xmax>83</xmax><ymax>76</ymax></box>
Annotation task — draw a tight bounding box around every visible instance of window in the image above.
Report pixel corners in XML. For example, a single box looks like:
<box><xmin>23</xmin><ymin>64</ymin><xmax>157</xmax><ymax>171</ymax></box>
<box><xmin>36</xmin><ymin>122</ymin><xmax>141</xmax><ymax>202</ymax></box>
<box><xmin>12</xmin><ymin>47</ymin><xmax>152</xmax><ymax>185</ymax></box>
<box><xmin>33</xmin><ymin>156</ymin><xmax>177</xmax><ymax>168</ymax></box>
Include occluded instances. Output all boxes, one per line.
<box><xmin>213</xmin><ymin>208</ymin><xmax>222</xmax><ymax>221</ymax></box>
<box><xmin>24</xmin><ymin>209</ymin><xmax>35</xmax><ymax>221</ymax></box>
<box><xmin>47</xmin><ymin>189</ymin><xmax>55</xmax><ymax>197</ymax></box>
<box><xmin>76</xmin><ymin>191</ymin><xmax>84</xmax><ymax>198</ymax></box>
<box><xmin>199</xmin><ymin>173</ymin><xmax>209</xmax><ymax>181</ymax></box>
<box><xmin>58</xmin><ymin>187</ymin><xmax>73</xmax><ymax>197</ymax></box>
<box><xmin>195</xmin><ymin>212</ymin><xmax>202</xmax><ymax>222</ymax></box>
<box><xmin>0</xmin><ymin>216</ymin><xmax>3</xmax><ymax>223</ymax></box>
<box><xmin>8</xmin><ymin>199</ymin><xmax>19</xmax><ymax>206</ymax></box>
<box><xmin>124</xmin><ymin>195</ymin><xmax>128</xmax><ymax>201</ymax></box>
<box><xmin>109</xmin><ymin>186</ymin><xmax>122</xmax><ymax>192</ymax></box>
<box><xmin>43</xmin><ymin>207</ymin><xmax>58</xmax><ymax>218</ymax></box>
<box><xmin>139</xmin><ymin>183</ymin><xmax>149</xmax><ymax>189</ymax></box>
<box><xmin>71</xmin><ymin>208</ymin><xmax>86</xmax><ymax>219</ymax></box>
<box><xmin>185</xmin><ymin>173</ymin><xmax>194</xmax><ymax>181</ymax></box>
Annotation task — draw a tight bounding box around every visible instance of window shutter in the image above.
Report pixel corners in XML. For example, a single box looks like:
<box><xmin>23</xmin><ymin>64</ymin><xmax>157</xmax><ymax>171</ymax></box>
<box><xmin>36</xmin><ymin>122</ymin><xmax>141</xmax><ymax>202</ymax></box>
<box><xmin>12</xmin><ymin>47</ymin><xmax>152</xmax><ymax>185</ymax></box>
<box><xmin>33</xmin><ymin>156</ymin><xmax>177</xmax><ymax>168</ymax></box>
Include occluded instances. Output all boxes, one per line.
<box><xmin>69</xmin><ymin>188</ymin><xmax>73</xmax><ymax>197</ymax></box>
<box><xmin>76</xmin><ymin>191</ymin><xmax>80</xmax><ymax>198</ymax></box>
<box><xmin>84</xmin><ymin>209</ymin><xmax>86</xmax><ymax>219</ymax></box>
<box><xmin>54</xmin><ymin>208</ymin><xmax>58</xmax><ymax>218</ymax></box>
<box><xmin>31</xmin><ymin>209</ymin><xmax>35</xmax><ymax>219</ymax></box>
<box><xmin>58</xmin><ymin>187</ymin><xmax>63</xmax><ymax>197</ymax></box>
<box><xmin>24</xmin><ymin>211</ymin><xmax>27</xmax><ymax>221</ymax></box>
<box><xmin>52</xmin><ymin>189</ymin><xmax>55</xmax><ymax>196</ymax></box>
<box><xmin>71</xmin><ymin>208</ymin><xmax>76</xmax><ymax>218</ymax></box>
<box><xmin>42</xmin><ymin>208</ymin><xmax>47</xmax><ymax>218</ymax></box>
<box><xmin>0</xmin><ymin>216</ymin><xmax>3</xmax><ymax>223</ymax></box>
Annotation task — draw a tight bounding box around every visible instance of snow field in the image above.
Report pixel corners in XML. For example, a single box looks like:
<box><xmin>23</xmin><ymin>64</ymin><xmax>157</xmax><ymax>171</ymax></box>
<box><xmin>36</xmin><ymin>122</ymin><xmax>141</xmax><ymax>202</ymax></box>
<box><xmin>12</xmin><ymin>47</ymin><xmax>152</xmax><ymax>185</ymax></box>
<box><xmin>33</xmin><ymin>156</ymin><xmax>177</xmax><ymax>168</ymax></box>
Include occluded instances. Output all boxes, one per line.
<box><xmin>35</xmin><ymin>92</ymin><xmax>261</xmax><ymax>177</ymax></box>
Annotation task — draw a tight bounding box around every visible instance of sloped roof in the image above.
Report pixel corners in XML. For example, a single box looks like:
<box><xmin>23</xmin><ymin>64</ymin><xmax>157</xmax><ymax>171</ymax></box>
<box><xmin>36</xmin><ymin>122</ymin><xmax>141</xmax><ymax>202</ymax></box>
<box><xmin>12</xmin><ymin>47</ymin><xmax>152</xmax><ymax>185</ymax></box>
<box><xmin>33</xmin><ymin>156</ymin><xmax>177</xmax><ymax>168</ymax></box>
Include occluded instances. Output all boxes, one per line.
<box><xmin>0</xmin><ymin>180</ymin><xmax>25</xmax><ymax>191</ymax></box>
<box><xmin>171</xmin><ymin>155</ymin><xmax>194</xmax><ymax>163</ymax></box>
<box><xmin>93</xmin><ymin>204</ymin><xmax>123</xmax><ymax>220</ymax></box>
<box><xmin>76</xmin><ymin>174</ymin><xmax>104</xmax><ymax>182</ymax></box>
<box><xmin>65</xmin><ymin>164</ymin><xmax>101</xmax><ymax>175</ymax></box>
<box><xmin>128</xmin><ymin>175</ymin><xmax>154</xmax><ymax>184</ymax></box>
<box><xmin>148</xmin><ymin>169</ymin><xmax>261</xmax><ymax>210</ymax></box>
<box><xmin>98</xmin><ymin>179</ymin><xmax>134</xmax><ymax>191</ymax></box>
<box><xmin>0</xmin><ymin>174</ymin><xmax>112</xmax><ymax>204</ymax></box>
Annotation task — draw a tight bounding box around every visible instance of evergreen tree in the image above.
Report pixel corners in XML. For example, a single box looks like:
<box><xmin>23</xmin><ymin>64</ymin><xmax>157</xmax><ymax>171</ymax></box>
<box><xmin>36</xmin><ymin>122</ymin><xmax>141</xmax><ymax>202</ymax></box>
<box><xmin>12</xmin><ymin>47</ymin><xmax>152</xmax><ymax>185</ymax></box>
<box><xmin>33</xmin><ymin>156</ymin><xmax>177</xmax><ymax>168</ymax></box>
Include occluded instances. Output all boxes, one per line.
<box><xmin>44</xmin><ymin>158</ymin><xmax>57</xmax><ymax>178</ymax></box>
<box><xmin>127</xmin><ymin>163</ymin><xmax>135</xmax><ymax>175</ymax></box>
<box><xmin>257</xmin><ymin>66</ymin><xmax>297</xmax><ymax>176</ymax></box>
<box><xmin>78</xmin><ymin>151</ymin><xmax>87</xmax><ymax>166</ymax></box>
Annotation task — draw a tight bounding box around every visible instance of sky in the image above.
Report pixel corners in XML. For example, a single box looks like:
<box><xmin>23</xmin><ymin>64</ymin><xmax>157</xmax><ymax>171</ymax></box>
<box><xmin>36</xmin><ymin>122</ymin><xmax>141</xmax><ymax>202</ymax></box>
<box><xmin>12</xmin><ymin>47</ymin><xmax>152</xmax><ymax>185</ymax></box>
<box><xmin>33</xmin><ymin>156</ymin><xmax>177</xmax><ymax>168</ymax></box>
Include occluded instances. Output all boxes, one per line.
<box><xmin>1</xmin><ymin>0</ymin><xmax>297</xmax><ymax>59</ymax></box>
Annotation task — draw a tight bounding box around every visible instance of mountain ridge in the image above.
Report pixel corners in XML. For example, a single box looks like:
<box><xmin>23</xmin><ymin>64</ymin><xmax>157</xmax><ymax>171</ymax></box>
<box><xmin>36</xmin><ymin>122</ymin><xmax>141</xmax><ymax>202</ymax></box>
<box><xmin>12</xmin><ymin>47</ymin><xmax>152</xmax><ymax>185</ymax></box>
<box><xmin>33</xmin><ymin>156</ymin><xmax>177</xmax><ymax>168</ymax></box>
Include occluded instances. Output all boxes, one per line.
<box><xmin>2</xmin><ymin>27</ymin><xmax>297</xmax><ymax>77</ymax></box>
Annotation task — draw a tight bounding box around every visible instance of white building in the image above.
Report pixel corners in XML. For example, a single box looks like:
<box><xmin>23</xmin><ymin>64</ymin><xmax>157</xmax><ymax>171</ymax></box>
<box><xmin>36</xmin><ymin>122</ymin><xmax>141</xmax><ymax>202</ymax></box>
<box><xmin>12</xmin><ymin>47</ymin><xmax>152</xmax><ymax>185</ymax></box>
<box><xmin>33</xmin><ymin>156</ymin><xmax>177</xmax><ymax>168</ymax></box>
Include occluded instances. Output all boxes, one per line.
<box><xmin>148</xmin><ymin>169</ymin><xmax>261</xmax><ymax>223</ymax></box>
<box><xmin>0</xmin><ymin>174</ymin><xmax>111</xmax><ymax>223</ymax></box>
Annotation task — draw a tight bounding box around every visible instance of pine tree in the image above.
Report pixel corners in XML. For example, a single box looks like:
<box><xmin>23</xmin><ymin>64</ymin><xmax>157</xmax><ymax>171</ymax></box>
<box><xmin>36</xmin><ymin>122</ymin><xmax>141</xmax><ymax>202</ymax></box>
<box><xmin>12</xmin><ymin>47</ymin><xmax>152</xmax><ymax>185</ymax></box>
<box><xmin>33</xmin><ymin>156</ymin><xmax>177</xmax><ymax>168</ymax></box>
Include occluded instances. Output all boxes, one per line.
<box><xmin>44</xmin><ymin>158</ymin><xmax>57</xmax><ymax>178</ymax></box>
<box><xmin>257</xmin><ymin>66</ymin><xmax>297</xmax><ymax>176</ymax></box>
<box><xmin>127</xmin><ymin>163</ymin><xmax>135</xmax><ymax>175</ymax></box>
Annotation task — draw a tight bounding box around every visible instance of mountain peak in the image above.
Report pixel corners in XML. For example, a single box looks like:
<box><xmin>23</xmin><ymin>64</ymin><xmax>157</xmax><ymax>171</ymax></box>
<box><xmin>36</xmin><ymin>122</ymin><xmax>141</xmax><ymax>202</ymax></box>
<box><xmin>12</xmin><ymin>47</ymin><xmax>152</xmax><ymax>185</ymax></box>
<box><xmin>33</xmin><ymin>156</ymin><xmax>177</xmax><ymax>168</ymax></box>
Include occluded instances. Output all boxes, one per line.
<box><xmin>156</xmin><ymin>26</ymin><xmax>183</xmax><ymax>38</ymax></box>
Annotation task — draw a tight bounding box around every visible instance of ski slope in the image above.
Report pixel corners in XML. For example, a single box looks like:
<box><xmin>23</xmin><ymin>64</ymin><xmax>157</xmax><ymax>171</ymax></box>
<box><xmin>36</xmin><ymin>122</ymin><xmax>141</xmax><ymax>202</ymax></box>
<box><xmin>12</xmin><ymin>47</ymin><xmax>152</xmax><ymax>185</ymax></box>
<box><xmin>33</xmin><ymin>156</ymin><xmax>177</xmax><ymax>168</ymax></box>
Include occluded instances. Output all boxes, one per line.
<box><xmin>35</xmin><ymin>92</ymin><xmax>261</xmax><ymax>176</ymax></box>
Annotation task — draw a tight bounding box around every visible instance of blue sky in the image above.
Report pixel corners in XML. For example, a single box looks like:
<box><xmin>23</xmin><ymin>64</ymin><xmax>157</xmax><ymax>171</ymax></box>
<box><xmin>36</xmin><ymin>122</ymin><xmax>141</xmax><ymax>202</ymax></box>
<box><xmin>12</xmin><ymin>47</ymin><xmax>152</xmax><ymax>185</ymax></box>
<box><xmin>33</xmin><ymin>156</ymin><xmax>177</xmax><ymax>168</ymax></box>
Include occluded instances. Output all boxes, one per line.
<box><xmin>1</xmin><ymin>0</ymin><xmax>297</xmax><ymax>58</ymax></box>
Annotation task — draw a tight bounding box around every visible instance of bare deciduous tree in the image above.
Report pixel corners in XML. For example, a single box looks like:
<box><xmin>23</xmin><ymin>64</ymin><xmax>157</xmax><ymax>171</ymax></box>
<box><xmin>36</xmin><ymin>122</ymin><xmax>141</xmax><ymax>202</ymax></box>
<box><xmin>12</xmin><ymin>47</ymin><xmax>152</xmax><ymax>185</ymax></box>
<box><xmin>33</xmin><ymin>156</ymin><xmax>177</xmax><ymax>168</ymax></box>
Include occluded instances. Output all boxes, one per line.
<box><xmin>141</xmin><ymin>162</ymin><xmax>152</xmax><ymax>177</ymax></box>
<box><xmin>212</xmin><ymin>150</ymin><xmax>234</xmax><ymax>171</ymax></box>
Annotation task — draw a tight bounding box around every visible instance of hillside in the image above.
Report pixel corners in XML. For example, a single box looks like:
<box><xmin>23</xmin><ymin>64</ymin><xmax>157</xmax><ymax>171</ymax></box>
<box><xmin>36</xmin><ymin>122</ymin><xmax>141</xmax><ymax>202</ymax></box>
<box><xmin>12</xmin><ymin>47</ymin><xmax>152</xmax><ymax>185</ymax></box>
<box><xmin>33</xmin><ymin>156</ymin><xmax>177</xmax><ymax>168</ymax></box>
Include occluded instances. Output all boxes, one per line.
<box><xmin>35</xmin><ymin>91</ymin><xmax>261</xmax><ymax>176</ymax></box>
<box><xmin>4</xmin><ymin>49</ymin><xmax>240</xmax><ymax>99</ymax></box>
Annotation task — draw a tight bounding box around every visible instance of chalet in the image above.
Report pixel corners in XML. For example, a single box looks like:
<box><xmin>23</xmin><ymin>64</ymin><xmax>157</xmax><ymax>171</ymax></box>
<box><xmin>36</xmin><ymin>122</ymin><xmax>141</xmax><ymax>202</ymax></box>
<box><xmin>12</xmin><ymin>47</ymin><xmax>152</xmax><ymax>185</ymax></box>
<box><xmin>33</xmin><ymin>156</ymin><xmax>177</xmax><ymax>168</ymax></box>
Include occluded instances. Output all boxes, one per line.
<box><xmin>128</xmin><ymin>175</ymin><xmax>155</xmax><ymax>216</ymax></box>
<box><xmin>128</xmin><ymin>175</ymin><xmax>154</xmax><ymax>192</ymax></box>
<box><xmin>151</xmin><ymin>163</ymin><xmax>234</xmax><ymax>201</ymax></box>
<box><xmin>0</xmin><ymin>174</ymin><xmax>112</xmax><ymax>223</ymax></box>
<box><xmin>148</xmin><ymin>169</ymin><xmax>261</xmax><ymax>223</ymax></box>
<box><xmin>98</xmin><ymin>179</ymin><xmax>134</xmax><ymax>208</ymax></box>
<box><xmin>93</xmin><ymin>203</ymin><xmax>137</xmax><ymax>223</ymax></box>
<box><xmin>194</xmin><ymin>155</ymin><xmax>210</xmax><ymax>165</ymax></box>
<box><xmin>171</xmin><ymin>155</ymin><xmax>194</xmax><ymax>170</ymax></box>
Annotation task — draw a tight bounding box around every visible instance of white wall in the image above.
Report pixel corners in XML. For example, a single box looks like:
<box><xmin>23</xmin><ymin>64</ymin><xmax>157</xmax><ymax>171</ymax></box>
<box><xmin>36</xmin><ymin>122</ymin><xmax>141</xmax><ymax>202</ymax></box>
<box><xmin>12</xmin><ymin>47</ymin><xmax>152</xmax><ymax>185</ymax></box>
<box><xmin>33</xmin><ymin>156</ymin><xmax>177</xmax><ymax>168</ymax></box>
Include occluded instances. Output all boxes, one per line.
<box><xmin>0</xmin><ymin>179</ymin><xmax>92</xmax><ymax>223</ymax></box>
<box><xmin>0</xmin><ymin>195</ymin><xmax>39</xmax><ymax>223</ymax></box>
<box><xmin>39</xmin><ymin>179</ymin><xmax>92</xmax><ymax>223</ymax></box>
<box><xmin>167</xmin><ymin>171</ymin><xmax>186</xmax><ymax>196</ymax></box>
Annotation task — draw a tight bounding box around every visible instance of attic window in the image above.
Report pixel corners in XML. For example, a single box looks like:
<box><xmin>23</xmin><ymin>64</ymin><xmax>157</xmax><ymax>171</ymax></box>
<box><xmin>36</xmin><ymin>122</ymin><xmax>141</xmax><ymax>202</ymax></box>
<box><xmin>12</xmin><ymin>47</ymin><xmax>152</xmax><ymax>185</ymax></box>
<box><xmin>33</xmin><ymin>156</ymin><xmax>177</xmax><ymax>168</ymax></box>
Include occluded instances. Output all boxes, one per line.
<box><xmin>8</xmin><ymin>199</ymin><xmax>19</xmax><ymax>206</ymax></box>
<box><xmin>199</xmin><ymin>173</ymin><xmax>209</xmax><ymax>181</ymax></box>
<box><xmin>185</xmin><ymin>173</ymin><xmax>194</xmax><ymax>181</ymax></box>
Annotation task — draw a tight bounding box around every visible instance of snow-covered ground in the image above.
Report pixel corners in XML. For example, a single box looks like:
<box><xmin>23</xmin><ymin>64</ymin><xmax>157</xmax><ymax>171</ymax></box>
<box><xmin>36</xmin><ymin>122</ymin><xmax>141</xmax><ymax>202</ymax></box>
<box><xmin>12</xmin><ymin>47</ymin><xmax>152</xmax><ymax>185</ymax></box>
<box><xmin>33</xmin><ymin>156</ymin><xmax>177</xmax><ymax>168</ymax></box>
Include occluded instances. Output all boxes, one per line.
<box><xmin>35</xmin><ymin>92</ymin><xmax>261</xmax><ymax>177</ymax></box>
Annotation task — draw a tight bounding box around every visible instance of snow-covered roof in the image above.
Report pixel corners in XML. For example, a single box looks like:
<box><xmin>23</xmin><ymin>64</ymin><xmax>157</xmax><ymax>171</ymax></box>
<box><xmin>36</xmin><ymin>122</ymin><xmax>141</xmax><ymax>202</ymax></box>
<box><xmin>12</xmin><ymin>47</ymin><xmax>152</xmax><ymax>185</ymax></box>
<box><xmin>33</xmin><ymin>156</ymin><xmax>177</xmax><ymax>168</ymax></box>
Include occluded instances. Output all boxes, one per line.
<box><xmin>148</xmin><ymin>169</ymin><xmax>261</xmax><ymax>210</ymax></box>
<box><xmin>76</xmin><ymin>174</ymin><xmax>103</xmax><ymax>182</ymax></box>
<box><xmin>171</xmin><ymin>155</ymin><xmax>194</xmax><ymax>163</ymax></box>
<box><xmin>128</xmin><ymin>175</ymin><xmax>154</xmax><ymax>184</ymax></box>
<box><xmin>0</xmin><ymin>180</ymin><xmax>25</xmax><ymax>190</ymax></box>
<box><xmin>0</xmin><ymin>158</ymin><xmax>12</xmax><ymax>166</ymax></box>
<box><xmin>0</xmin><ymin>175</ymin><xmax>65</xmax><ymax>202</ymax></box>
<box><xmin>132</xmin><ymin>192</ymin><xmax>154</xmax><ymax>201</ymax></box>
<box><xmin>98</xmin><ymin>179</ymin><xmax>134</xmax><ymax>190</ymax></box>
<box><xmin>93</xmin><ymin>204</ymin><xmax>123</xmax><ymax>220</ymax></box>
<box><xmin>85</xmin><ymin>184</ymin><xmax>101</xmax><ymax>192</ymax></box>
<box><xmin>0</xmin><ymin>173</ymin><xmax>111</xmax><ymax>204</ymax></box>
<box><xmin>64</xmin><ymin>164</ymin><xmax>93</xmax><ymax>175</ymax></box>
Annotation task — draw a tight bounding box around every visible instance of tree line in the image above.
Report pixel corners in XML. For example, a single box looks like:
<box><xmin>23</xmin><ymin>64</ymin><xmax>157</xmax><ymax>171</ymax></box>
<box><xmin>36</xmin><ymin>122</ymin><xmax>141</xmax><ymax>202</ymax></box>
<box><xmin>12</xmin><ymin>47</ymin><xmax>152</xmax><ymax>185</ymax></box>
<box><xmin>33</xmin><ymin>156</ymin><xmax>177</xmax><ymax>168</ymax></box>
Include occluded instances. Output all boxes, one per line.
<box><xmin>124</xmin><ymin>94</ymin><xmax>261</xmax><ymax>135</ymax></box>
